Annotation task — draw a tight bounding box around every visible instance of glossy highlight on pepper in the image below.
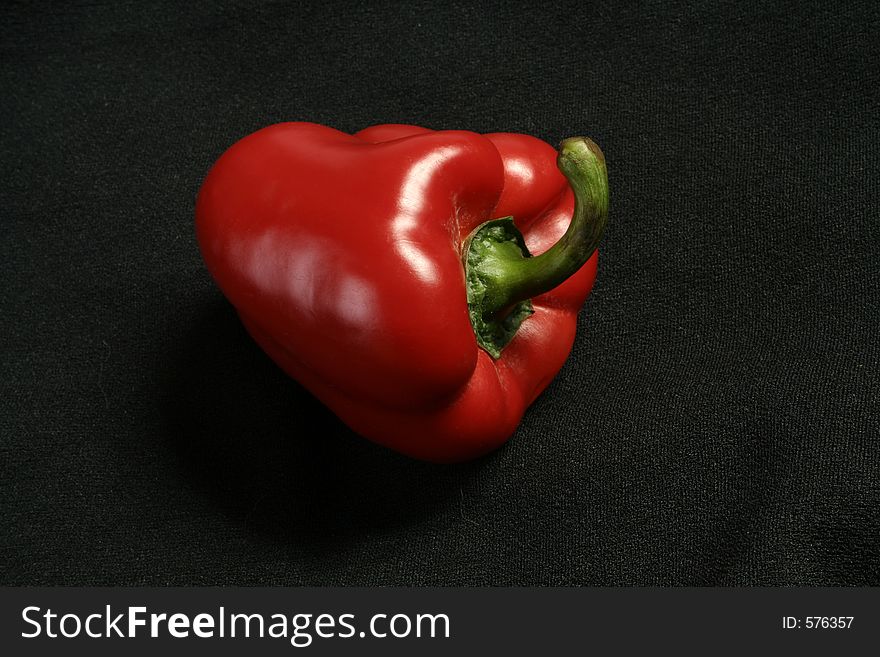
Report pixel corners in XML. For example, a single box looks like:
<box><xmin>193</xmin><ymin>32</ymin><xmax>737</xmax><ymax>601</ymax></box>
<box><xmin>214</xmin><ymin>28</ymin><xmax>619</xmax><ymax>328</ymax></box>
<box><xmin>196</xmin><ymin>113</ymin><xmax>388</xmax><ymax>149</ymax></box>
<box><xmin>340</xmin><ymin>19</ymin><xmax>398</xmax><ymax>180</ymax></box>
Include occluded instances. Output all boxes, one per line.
<box><xmin>196</xmin><ymin>123</ymin><xmax>608</xmax><ymax>463</ymax></box>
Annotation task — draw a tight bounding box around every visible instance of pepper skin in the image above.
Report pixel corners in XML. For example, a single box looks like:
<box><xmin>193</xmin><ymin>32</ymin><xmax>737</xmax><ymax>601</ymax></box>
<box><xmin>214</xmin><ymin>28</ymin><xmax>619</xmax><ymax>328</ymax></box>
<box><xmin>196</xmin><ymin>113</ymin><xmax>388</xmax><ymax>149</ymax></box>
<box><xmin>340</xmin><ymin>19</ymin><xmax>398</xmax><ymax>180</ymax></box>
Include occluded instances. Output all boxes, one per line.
<box><xmin>196</xmin><ymin>123</ymin><xmax>608</xmax><ymax>463</ymax></box>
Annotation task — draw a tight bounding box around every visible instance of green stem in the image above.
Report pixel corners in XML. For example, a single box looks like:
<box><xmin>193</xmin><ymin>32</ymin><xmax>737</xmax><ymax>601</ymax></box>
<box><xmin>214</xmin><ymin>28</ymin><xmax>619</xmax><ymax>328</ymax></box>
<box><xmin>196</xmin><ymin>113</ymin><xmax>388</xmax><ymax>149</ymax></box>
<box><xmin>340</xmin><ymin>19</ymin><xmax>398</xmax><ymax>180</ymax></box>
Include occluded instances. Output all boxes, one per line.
<box><xmin>464</xmin><ymin>136</ymin><xmax>609</xmax><ymax>358</ymax></box>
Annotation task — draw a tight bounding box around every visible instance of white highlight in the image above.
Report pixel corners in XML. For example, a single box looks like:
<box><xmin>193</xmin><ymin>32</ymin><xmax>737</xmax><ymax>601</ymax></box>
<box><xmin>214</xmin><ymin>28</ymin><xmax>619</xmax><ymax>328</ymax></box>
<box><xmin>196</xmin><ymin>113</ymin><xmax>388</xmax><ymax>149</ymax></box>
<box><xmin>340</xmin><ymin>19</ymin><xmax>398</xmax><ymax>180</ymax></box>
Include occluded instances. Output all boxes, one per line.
<box><xmin>390</xmin><ymin>146</ymin><xmax>462</xmax><ymax>283</ymax></box>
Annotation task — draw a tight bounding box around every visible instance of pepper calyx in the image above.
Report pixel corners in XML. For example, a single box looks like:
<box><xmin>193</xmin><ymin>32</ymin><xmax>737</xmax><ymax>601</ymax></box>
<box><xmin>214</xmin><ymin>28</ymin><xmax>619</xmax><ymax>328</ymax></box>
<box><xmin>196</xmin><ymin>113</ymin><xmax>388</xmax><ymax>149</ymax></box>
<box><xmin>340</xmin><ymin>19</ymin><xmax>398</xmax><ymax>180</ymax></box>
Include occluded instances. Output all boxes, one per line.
<box><xmin>463</xmin><ymin>217</ymin><xmax>535</xmax><ymax>358</ymax></box>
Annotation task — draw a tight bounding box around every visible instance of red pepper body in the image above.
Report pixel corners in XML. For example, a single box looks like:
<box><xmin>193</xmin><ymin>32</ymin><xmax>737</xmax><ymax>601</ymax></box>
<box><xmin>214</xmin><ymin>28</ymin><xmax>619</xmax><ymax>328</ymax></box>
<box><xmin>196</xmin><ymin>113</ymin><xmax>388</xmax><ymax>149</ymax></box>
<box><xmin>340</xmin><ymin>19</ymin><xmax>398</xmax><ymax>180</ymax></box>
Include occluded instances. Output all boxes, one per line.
<box><xmin>196</xmin><ymin>123</ymin><xmax>598</xmax><ymax>463</ymax></box>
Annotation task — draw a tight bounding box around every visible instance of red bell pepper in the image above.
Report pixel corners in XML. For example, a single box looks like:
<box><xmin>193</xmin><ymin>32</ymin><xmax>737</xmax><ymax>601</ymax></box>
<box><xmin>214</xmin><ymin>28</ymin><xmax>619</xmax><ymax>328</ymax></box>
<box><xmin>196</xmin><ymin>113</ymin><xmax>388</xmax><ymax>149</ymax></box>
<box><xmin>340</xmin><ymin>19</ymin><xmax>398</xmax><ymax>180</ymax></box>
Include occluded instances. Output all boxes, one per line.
<box><xmin>196</xmin><ymin>123</ymin><xmax>608</xmax><ymax>462</ymax></box>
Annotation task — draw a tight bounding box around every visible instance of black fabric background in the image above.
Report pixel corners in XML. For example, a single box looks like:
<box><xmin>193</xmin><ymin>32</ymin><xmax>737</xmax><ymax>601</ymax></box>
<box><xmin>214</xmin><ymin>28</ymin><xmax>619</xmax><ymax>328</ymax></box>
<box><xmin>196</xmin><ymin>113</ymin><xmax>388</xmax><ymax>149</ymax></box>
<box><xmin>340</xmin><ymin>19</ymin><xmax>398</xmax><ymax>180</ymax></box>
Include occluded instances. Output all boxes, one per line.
<box><xmin>2</xmin><ymin>1</ymin><xmax>878</xmax><ymax>586</ymax></box>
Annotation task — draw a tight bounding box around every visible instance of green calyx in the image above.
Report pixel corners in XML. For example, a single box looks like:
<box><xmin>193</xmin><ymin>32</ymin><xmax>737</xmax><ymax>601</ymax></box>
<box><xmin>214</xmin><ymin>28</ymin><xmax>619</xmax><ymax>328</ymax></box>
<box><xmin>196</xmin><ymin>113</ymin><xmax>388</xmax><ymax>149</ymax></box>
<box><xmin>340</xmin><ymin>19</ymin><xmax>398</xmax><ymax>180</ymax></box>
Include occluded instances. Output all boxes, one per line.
<box><xmin>464</xmin><ymin>218</ymin><xmax>536</xmax><ymax>359</ymax></box>
<box><xmin>463</xmin><ymin>136</ymin><xmax>609</xmax><ymax>358</ymax></box>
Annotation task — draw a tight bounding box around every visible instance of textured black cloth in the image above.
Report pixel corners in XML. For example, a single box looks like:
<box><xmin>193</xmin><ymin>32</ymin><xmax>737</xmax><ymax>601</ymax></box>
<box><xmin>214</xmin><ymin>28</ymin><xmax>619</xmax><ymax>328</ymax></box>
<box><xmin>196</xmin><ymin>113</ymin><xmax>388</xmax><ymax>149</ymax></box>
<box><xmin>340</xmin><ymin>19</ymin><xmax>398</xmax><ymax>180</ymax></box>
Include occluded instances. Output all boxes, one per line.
<box><xmin>2</xmin><ymin>1</ymin><xmax>878</xmax><ymax>586</ymax></box>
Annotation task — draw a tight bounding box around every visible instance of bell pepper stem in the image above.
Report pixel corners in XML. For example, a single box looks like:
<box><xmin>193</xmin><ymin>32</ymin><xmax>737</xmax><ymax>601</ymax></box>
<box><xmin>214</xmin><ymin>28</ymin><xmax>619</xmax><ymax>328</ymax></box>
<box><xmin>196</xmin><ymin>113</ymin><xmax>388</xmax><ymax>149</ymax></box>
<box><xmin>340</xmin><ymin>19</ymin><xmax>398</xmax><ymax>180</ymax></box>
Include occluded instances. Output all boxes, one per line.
<box><xmin>464</xmin><ymin>137</ymin><xmax>609</xmax><ymax>358</ymax></box>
